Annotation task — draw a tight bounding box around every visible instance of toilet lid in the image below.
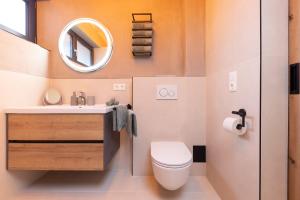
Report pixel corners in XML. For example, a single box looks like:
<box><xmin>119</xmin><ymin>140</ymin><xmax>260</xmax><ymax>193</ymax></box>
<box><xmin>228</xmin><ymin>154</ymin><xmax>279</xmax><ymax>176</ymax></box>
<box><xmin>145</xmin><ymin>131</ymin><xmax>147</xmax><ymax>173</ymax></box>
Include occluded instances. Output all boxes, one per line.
<box><xmin>151</xmin><ymin>142</ymin><xmax>192</xmax><ymax>167</ymax></box>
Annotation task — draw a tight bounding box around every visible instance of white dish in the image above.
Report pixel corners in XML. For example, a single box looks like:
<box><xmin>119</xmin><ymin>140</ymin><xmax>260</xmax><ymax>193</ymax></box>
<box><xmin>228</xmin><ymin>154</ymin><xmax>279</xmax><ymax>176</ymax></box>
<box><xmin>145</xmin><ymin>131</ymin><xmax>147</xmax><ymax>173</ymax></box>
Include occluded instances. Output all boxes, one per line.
<box><xmin>44</xmin><ymin>88</ymin><xmax>62</xmax><ymax>105</ymax></box>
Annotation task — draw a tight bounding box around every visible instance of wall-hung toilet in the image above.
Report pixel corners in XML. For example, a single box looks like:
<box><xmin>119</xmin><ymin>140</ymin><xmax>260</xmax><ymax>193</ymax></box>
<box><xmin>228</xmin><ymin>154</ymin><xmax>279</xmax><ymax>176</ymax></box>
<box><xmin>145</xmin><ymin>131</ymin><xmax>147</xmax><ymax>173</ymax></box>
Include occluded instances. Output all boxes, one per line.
<box><xmin>151</xmin><ymin>141</ymin><xmax>193</xmax><ymax>190</ymax></box>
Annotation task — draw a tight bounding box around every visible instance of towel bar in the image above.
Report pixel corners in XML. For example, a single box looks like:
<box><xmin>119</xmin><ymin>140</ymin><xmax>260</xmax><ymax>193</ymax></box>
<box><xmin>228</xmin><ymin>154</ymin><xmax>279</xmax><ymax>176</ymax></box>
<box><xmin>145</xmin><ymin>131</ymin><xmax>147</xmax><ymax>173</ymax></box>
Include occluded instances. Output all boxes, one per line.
<box><xmin>113</xmin><ymin>104</ymin><xmax>132</xmax><ymax>111</ymax></box>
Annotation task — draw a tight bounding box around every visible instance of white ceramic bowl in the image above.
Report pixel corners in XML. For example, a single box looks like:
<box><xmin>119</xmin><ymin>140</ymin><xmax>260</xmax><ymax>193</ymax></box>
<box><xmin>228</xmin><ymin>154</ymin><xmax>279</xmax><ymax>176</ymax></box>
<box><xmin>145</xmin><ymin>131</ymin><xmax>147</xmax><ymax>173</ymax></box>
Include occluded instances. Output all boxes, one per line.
<box><xmin>152</xmin><ymin>160</ymin><xmax>192</xmax><ymax>190</ymax></box>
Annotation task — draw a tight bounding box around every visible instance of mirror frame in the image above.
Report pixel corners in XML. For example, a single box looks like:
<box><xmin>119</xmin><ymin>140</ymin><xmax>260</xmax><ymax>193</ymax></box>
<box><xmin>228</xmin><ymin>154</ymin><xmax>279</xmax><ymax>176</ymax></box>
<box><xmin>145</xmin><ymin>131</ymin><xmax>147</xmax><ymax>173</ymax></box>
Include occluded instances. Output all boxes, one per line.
<box><xmin>58</xmin><ymin>18</ymin><xmax>113</xmax><ymax>73</ymax></box>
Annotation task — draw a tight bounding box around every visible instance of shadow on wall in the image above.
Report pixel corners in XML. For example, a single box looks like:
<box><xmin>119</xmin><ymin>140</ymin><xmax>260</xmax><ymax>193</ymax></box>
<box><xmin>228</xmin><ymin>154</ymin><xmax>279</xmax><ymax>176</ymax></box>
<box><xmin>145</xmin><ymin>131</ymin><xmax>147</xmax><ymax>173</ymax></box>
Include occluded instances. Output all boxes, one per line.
<box><xmin>206</xmin><ymin>163</ymin><xmax>236</xmax><ymax>200</ymax></box>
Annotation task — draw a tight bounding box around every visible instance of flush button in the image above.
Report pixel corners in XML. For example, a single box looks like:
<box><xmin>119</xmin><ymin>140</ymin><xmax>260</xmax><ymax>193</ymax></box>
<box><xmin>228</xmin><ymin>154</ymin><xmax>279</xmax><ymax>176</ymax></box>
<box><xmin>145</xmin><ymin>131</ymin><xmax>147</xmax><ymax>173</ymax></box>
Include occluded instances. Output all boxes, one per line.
<box><xmin>159</xmin><ymin>88</ymin><xmax>168</xmax><ymax>97</ymax></box>
<box><xmin>156</xmin><ymin>85</ymin><xmax>178</xmax><ymax>100</ymax></box>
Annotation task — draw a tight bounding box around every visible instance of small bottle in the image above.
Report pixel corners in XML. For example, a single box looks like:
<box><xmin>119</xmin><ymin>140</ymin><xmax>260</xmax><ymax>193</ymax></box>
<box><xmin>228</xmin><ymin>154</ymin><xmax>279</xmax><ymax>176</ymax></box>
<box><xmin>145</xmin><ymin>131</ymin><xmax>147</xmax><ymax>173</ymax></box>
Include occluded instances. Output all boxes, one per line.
<box><xmin>70</xmin><ymin>92</ymin><xmax>78</xmax><ymax>106</ymax></box>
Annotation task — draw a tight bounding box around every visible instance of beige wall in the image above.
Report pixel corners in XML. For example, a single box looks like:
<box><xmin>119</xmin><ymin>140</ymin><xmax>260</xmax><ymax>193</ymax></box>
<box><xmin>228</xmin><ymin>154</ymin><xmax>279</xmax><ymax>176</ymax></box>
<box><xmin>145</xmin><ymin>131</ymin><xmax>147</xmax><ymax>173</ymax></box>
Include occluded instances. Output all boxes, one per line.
<box><xmin>132</xmin><ymin>77</ymin><xmax>206</xmax><ymax>176</ymax></box>
<box><xmin>183</xmin><ymin>0</ymin><xmax>205</xmax><ymax>76</ymax></box>
<box><xmin>49</xmin><ymin>79</ymin><xmax>132</xmax><ymax>105</ymax></box>
<box><xmin>205</xmin><ymin>0</ymin><xmax>260</xmax><ymax>200</ymax></box>
<box><xmin>0</xmin><ymin>30</ymin><xmax>49</xmax><ymax>77</ymax></box>
<box><xmin>37</xmin><ymin>0</ymin><xmax>205</xmax><ymax>79</ymax></box>
<box><xmin>0</xmin><ymin>29</ymin><xmax>50</xmax><ymax>199</ymax></box>
<box><xmin>261</xmin><ymin>0</ymin><xmax>288</xmax><ymax>199</ymax></box>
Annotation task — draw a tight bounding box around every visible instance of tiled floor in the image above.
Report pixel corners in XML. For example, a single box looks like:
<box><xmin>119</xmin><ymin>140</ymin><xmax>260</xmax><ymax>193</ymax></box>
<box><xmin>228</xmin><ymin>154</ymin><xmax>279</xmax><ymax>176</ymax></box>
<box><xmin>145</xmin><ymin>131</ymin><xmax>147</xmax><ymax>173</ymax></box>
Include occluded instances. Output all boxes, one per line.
<box><xmin>12</xmin><ymin>170</ymin><xmax>220</xmax><ymax>200</ymax></box>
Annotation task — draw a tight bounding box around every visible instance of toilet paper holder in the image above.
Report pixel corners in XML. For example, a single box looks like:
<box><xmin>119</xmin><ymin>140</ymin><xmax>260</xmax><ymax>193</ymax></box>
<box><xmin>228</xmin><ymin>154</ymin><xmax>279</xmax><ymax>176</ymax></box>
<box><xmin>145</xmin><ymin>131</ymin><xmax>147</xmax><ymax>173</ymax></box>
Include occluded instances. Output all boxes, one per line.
<box><xmin>232</xmin><ymin>109</ymin><xmax>247</xmax><ymax>130</ymax></box>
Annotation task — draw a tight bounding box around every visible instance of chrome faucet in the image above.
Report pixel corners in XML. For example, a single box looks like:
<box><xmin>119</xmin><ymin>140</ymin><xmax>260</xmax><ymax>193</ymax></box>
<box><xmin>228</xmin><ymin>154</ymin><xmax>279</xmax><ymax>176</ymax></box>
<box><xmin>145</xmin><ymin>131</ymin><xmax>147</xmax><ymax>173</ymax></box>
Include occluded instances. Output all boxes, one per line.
<box><xmin>77</xmin><ymin>91</ymin><xmax>86</xmax><ymax>106</ymax></box>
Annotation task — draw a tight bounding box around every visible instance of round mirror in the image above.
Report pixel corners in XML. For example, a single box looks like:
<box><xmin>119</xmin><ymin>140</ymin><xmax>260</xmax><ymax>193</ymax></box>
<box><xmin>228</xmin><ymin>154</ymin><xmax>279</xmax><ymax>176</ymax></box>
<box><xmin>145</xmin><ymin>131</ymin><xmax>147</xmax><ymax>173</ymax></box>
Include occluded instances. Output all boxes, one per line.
<box><xmin>58</xmin><ymin>18</ymin><xmax>113</xmax><ymax>73</ymax></box>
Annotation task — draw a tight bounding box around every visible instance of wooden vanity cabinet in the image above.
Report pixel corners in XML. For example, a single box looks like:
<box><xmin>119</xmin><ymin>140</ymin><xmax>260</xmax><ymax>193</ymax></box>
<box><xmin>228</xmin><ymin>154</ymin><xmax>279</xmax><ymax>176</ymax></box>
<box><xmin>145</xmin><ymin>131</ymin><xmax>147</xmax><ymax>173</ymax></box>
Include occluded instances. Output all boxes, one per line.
<box><xmin>6</xmin><ymin>112</ymin><xmax>120</xmax><ymax>171</ymax></box>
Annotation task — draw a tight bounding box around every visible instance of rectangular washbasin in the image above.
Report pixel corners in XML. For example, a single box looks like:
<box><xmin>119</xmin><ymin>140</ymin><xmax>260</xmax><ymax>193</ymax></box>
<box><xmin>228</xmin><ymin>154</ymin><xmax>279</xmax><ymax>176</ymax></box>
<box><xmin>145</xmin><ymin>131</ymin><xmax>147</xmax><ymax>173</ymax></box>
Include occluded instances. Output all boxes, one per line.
<box><xmin>4</xmin><ymin>104</ymin><xmax>114</xmax><ymax>114</ymax></box>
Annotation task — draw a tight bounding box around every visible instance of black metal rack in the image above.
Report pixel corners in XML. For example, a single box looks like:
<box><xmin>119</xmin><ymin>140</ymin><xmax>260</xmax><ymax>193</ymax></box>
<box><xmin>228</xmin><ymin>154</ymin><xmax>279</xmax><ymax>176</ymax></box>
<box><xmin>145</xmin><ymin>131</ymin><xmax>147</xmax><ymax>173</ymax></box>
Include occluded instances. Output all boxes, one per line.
<box><xmin>112</xmin><ymin>104</ymin><xmax>132</xmax><ymax>111</ymax></box>
<box><xmin>112</xmin><ymin>104</ymin><xmax>134</xmax><ymax>175</ymax></box>
<box><xmin>132</xmin><ymin>13</ymin><xmax>153</xmax><ymax>57</ymax></box>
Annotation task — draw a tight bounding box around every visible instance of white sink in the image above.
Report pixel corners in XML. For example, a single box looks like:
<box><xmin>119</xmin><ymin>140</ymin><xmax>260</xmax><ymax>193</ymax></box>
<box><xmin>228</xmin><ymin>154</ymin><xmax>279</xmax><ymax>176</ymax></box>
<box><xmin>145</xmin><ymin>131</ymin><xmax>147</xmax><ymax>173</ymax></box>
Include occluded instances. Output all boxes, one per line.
<box><xmin>4</xmin><ymin>104</ymin><xmax>114</xmax><ymax>114</ymax></box>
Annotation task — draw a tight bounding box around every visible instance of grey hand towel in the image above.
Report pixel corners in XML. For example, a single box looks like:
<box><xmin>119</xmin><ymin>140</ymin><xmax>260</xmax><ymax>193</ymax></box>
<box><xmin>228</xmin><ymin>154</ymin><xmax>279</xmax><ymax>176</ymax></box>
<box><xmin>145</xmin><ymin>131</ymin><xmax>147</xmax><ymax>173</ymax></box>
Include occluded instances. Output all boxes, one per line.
<box><xmin>132</xmin><ymin>38</ymin><xmax>152</xmax><ymax>45</ymax></box>
<box><xmin>126</xmin><ymin>110</ymin><xmax>137</xmax><ymax>137</ymax></box>
<box><xmin>132</xmin><ymin>30</ymin><xmax>153</xmax><ymax>37</ymax></box>
<box><xmin>113</xmin><ymin>105</ymin><xmax>128</xmax><ymax>132</ymax></box>
<box><xmin>132</xmin><ymin>22</ymin><xmax>152</xmax><ymax>29</ymax></box>
<box><xmin>132</xmin><ymin>46</ymin><xmax>152</xmax><ymax>52</ymax></box>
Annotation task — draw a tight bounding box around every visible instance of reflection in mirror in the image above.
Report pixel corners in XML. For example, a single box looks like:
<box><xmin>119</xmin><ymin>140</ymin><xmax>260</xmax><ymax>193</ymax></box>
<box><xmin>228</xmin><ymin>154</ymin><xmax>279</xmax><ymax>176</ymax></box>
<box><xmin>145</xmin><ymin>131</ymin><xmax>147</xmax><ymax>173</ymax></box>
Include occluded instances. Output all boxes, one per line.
<box><xmin>59</xmin><ymin>18</ymin><xmax>113</xmax><ymax>73</ymax></box>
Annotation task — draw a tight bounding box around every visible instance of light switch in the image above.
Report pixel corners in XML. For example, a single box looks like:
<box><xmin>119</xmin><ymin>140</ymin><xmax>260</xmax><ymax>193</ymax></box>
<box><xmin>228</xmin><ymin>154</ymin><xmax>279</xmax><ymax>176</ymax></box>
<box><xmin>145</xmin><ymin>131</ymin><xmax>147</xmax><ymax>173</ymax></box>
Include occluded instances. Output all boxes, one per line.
<box><xmin>113</xmin><ymin>83</ymin><xmax>126</xmax><ymax>91</ymax></box>
<box><xmin>229</xmin><ymin>71</ymin><xmax>238</xmax><ymax>92</ymax></box>
<box><xmin>156</xmin><ymin>85</ymin><xmax>178</xmax><ymax>100</ymax></box>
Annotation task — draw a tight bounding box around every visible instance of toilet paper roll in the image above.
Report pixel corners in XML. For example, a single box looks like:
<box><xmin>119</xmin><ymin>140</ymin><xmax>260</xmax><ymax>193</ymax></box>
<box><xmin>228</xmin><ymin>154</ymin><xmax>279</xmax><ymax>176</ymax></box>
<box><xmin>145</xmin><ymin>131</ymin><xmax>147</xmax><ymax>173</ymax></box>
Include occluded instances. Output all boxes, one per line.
<box><xmin>223</xmin><ymin>117</ymin><xmax>247</xmax><ymax>136</ymax></box>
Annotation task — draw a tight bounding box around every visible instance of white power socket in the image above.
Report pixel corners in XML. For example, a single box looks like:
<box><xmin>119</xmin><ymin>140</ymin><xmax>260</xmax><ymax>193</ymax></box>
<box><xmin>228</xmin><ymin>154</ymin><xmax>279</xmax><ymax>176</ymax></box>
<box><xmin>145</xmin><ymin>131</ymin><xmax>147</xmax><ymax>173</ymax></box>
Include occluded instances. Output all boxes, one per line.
<box><xmin>229</xmin><ymin>71</ymin><xmax>238</xmax><ymax>92</ymax></box>
<box><xmin>113</xmin><ymin>83</ymin><xmax>126</xmax><ymax>91</ymax></box>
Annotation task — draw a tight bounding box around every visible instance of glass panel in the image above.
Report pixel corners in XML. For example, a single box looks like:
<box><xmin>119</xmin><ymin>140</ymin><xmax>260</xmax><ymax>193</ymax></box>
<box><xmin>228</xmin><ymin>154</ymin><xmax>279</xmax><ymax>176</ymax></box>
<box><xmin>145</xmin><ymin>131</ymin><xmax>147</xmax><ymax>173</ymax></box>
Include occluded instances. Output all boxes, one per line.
<box><xmin>77</xmin><ymin>41</ymin><xmax>92</xmax><ymax>66</ymax></box>
<box><xmin>63</xmin><ymin>33</ymin><xmax>72</xmax><ymax>58</ymax></box>
<box><xmin>0</xmin><ymin>0</ymin><xmax>26</xmax><ymax>35</ymax></box>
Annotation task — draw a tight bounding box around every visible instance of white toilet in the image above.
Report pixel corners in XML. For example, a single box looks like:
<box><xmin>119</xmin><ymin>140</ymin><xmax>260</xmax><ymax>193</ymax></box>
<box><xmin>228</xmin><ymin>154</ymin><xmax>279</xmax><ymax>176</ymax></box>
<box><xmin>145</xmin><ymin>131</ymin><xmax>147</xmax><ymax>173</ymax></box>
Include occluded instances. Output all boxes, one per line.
<box><xmin>151</xmin><ymin>141</ymin><xmax>193</xmax><ymax>190</ymax></box>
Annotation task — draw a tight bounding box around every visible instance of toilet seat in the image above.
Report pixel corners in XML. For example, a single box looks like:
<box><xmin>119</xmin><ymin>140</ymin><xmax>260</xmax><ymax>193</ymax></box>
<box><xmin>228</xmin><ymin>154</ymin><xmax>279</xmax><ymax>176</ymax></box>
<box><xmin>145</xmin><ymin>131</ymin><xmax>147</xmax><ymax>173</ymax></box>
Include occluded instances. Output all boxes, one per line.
<box><xmin>152</xmin><ymin>158</ymin><xmax>192</xmax><ymax>169</ymax></box>
<box><xmin>151</xmin><ymin>142</ymin><xmax>193</xmax><ymax>169</ymax></box>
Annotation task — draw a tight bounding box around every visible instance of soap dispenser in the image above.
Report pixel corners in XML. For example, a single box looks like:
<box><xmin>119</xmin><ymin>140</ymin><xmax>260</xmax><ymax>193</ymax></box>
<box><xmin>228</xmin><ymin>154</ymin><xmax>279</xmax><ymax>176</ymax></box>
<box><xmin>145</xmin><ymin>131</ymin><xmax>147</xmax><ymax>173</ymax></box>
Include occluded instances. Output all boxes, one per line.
<box><xmin>70</xmin><ymin>92</ymin><xmax>78</xmax><ymax>106</ymax></box>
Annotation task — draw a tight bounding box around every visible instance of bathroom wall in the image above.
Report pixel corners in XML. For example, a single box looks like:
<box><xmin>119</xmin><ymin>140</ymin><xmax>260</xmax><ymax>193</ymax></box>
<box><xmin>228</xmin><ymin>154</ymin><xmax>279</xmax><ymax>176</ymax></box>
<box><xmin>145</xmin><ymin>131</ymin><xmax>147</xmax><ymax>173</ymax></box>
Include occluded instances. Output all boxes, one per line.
<box><xmin>0</xmin><ymin>30</ymin><xmax>49</xmax><ymax>77</ymax></box>
<box><xmin>49</xmin><ymin>79</ymin><xmax>132</xmax><ymax>106</ymax></box>
<box><xmin>37</xmin><ymin>0</ymin><xmax>205</xmax><ymax>78</ymax></box>
<box><xmin>132</xmin><ymin>77</ymin><xmax>206</xmax><ymax>176</ymax></box>
<box><xmin>0</xmin><ymin>30</ymin><xmax>50</xmax><ymax>199</ymax></box>
<box><xmin>183</xmin><ymin>0</ymin><xmax>205</xmax><ymax>76</ymax></box>
<box><xmin>261</xmin><ymin>0</ymin><xmax>288</xmax><ymax>199</ymax></box>
<box><xmin>205</xmin><ymin>1</ymin><xmax>261</xmax><ymax>200</ymax></box>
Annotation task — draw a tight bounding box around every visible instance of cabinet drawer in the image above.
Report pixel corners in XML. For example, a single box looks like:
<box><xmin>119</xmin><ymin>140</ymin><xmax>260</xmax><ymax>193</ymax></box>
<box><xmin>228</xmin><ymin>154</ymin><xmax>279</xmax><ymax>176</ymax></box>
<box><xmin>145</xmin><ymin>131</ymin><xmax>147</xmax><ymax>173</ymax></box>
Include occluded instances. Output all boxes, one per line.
<box><xmin>8</xmin><ymin>143</ymin><xmax>104</xmax><ymax>171</ymax></box>
<box><xmin>7</xmin><ymin>114</ymin><xmax>104</xmax><ymax>141</ymax></box>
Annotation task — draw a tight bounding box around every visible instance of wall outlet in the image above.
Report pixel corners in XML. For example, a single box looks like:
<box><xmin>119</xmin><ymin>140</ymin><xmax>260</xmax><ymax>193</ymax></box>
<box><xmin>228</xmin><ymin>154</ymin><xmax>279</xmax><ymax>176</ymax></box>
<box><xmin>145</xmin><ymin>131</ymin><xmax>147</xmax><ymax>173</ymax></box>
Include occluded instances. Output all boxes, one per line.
<box><xmin>229</xmin><ymin>71</ymin><xmax>238</xmax><ymax>92</ymax></box>
<box><xmin>113</xmin><ymin>83</ymin><xmax>126</xmax><ymax>91</ymax></box>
